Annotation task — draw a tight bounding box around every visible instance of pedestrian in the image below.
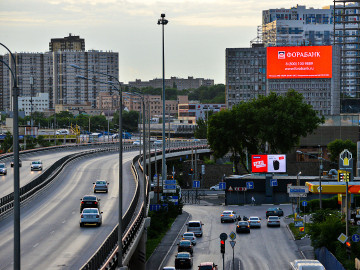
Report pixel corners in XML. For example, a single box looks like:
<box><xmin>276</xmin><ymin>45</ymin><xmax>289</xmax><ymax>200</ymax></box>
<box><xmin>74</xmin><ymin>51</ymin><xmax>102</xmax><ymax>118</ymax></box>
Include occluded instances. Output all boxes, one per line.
<box><xmin>251</xmin><ymin>196</ymin><xmax>255</xmax><ymax>206</ymax></box>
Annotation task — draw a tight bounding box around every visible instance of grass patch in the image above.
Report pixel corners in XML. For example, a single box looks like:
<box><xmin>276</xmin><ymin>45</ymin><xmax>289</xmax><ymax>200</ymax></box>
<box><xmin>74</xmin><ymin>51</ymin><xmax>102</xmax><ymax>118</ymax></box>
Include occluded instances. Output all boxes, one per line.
<box><xmin>289</xmin><ymin>222</ymin><xmax>310</xmax><ymax>240</ymax></box>
<box><xmin>146</xmin><ymin>217</ymin><xmax>176</xmax><ymax>260</ymax></box>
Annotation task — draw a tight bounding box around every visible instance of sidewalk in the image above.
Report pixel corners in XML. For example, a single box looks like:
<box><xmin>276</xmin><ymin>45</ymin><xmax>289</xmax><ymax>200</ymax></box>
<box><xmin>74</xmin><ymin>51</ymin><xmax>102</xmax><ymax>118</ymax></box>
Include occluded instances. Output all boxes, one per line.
<box><xmin>145</xmin><ymin>211</ymin><xmax>190</xmax><ymax>270</ymax></box>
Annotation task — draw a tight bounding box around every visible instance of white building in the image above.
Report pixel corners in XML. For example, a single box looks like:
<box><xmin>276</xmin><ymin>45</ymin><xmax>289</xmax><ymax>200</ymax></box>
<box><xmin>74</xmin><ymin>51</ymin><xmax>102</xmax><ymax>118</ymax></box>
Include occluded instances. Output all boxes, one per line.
<box><xmin>18</xmin><ymin>93</ymin><xmax>49</xmax><ymax>116</ymax></box>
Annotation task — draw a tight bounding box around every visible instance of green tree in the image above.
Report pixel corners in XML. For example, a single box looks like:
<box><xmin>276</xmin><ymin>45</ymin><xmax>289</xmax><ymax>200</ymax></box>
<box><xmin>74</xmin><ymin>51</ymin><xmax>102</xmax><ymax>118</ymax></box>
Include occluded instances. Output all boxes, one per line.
<box><xmin>112</xmin><ymin>110</ymin><xmax>139</xmax><ymax>132</ymax></box>
<box><xmin>0</xmin><ymin>132</ymin><xmax>13</xmax><ymax>153</ymax></box>
<box><xmin>75</xmin><ymin>114</ymin><xmax>91</xmax><ymax>132</ymax></box>
<box><xmin>90</xmin><ymin>115</ymin><xmax>107</xmax><ymax>132</ymax></box>
<box><xmin>327</xmin><ymin>139</ymin><xmax>356</xmax><ymax>163</ymax></box>
<box><xmin>24</xmin><ymin>135</ymin><xmax>37</xmax><ymax>149</ymax></box>
<box><xmin>208</xmin><ymin>90</ymin><xmax>324</xmax><ymax>173</ymax></box>
<box><xmin>37</xmin><ymin>135</ymin><xmax>51</xmax><ymax>147</ymax></box>
<box><xmin>194</xmin><ymin>118</ymin><xmax>207</xmax><ymax>139</ymax></box>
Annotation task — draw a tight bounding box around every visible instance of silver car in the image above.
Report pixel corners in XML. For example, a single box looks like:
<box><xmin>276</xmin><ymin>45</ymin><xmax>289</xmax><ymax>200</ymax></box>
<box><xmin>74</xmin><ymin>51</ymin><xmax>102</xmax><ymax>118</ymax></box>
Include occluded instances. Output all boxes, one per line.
<box><xmin>221</xmin><ymin>210</ymin><xmax>240</xmax><ymax>223</ymax></box>
<box><xmin>93</xmin><ymin>180</ymin><xmax>109</xmax><ymax>193</ymax></box>
<box><xmin>31</xmin><ymin>160</ymin><xmax>42</xmax><ymax>171</ymax></box>
<box><xmin>80</xmin><ymin>208</ymin><xmax>103</xmax><ymax>227</ymax></box>
<box><xmin>0</xmin><ymin>163</ymin><xmax>7</xmax><ymax>175</ymax></box>
<box><xmin>248</xmin><ymin>216</ymin><xmax>261</xmax><ymax>228</ymax></box>
<box><xmin>182</xmin><ymin>232</ymin><xmax>197</xmax><ymax>246</ymax></box>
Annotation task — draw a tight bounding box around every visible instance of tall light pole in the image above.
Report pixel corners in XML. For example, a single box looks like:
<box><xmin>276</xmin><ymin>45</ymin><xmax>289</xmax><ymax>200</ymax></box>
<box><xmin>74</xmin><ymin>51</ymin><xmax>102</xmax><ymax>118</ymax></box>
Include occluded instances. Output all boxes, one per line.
<box><xmin>30</xmin><ymin>76</ymin><xmax>33</xmax><ymax>135</ymax></box>
<box><xmin>318</xmin><ymin>145</ymin><xmax>323</xmax><ymax>209</ymax></box>
<box><xmin>0</xmin><ymin>43</ymin><xmax>21</xmax><ymax>270</ymax></box>
<box><xmin>71</xmin><ymin>65</ymin><xmax>124</xmax><ymax>267</ymax></box>
<box><xmin>158</xmin><ymin>13</ymin><xmax>168</xmax><ymax>187</ymax></box>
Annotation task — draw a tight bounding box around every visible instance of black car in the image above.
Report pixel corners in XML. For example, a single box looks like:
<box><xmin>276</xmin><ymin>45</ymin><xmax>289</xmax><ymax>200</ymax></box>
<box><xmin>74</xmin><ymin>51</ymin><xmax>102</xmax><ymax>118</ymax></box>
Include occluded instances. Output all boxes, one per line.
<box><xmin>11</xmin><ymin>159</ymin><xmax>22</xmax><ymax>167</ymax></box>
<box><xmin>266</xmin><ymin>207</ymin><xmax>284</xmax><ymax>218</ymax></box>
<box><xmin>175</xmin><ymin>252</ymin><xmax>192</xmax><ymax>269</ymax></box>
<box><xmin>236</xmin><ymin>221</ymin><xmax>250</xmax><ymax>233</ymax></box>
<box><xmin>177</xmin><ymin>240</ymin><xmax>193</xmax><ymax>255</ymax></box>
<box><xmin>80</xmin><ymin>195</ymin><xmax>101</xmax><ymax>213</ymax></box>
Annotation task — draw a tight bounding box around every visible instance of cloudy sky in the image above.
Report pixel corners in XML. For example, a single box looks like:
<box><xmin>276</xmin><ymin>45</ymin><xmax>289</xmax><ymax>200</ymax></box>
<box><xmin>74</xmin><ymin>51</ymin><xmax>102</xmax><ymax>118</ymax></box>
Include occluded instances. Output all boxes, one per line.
<box><xmin>0</xmin><ymin>0</ymin><xmax>331</xmax><ymax>84</ymax></box>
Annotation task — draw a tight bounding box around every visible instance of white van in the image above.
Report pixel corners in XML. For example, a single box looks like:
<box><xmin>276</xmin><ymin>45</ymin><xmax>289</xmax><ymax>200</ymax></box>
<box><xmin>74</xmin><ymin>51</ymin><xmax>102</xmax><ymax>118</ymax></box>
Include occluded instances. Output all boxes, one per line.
<box><xmin>186</xmin><ymin>220</ymin><xmax>204</xmax><ymax>237</ymax></box>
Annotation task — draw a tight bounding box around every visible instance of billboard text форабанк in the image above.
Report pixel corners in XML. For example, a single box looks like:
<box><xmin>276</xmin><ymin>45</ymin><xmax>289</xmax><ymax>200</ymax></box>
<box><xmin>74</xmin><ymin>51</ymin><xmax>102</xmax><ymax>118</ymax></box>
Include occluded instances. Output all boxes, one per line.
<box><xmin>251</xmin><ymin>154</ymin><xmax>286</xmax><ymax>173</ymax></box>
<box><xmin>267</xmin><ymin>46</ymin><xmax>332</xmax><ymax>79</ymax></box>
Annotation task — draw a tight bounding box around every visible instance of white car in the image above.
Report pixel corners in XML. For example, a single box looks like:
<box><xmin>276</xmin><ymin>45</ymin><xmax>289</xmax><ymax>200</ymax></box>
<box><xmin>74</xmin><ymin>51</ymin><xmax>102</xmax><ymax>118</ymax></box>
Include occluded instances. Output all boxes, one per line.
<box><xmin>133</xmin><ymin>140</ymin><xmax>142</xmax><ymax>145</ymax></box>
<box><xmin>80</xmin><ymin>208</ymin><xmax>103</xmax><ymax>227</ymax></box>
<box><xmin>221</xmin><ymin>210</ymin><xmax>240</xmax><ymax>223</ymax></box>
<box><xmin>248</xmin><ymin>216</ymin><xmax>261</xmax><ymax>228</ymax></box>
<box><xmin>182</xmin><ymin>232</ymin><xmax>197</xmax><ymax>246</ymax></box>
<box><xmin>210</xmin><ymin>184</ymin><xmax>225</xmax><ymax>191</ymax></box>
<box><xmin>267</xmin><ymin>216</ymin><xmax>281</xmax><ymax>227</ymax></box>
<box><xmin>0</xmin><ymin>163</ymin><xmax>7</xmax><ymax>175</ymax></box>
<box><xmin>31</xmin><ymin>160</ymin><xmax>43</xmax><ymax>171</ymax></box>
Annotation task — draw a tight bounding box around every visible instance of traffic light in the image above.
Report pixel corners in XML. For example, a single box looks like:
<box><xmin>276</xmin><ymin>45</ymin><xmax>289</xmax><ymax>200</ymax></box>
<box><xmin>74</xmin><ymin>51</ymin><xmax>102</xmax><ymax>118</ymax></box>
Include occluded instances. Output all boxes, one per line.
<box><xmin>220</xmin><ymin>240</ymin><xmax>225</xmax><ymax>254</ymax></box>
<box><xmin>345</xmin><ymin>172</ymin><xmax>350</xmax><ymax>182</ymax></box>
<box><xmin>345</xmin><ymin>241</ymin><xmax>351</xmax><ymax>255</ymax></box>
<box><xmin>338</xmin><ymin>173</ymin><xmax>344</xmax><ymax>182</ymax></box>
<box><xmin>189</xmin><ymin>168</ymin><xmax>194</xmax><ymax>175</ymax></box>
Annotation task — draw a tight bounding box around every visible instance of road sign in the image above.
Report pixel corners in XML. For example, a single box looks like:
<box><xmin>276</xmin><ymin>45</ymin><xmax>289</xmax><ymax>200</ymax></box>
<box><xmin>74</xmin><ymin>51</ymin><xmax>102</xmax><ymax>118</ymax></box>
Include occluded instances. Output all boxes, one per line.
<box><xmin>338</xmin><ymin>233</ymin><xmax>348</xmax><ymax>244</ymax></box>
<box><xmin>270</xmin><ymin>179</ymin><xmax>278</xmax><ymax>187</ymax></box>
<box><xmin>220</xmin><ymin>233</ymin><xmax>228</xmax><ymax>241</ymax></box>
<box><xmin>161</xmin><ymin>196</ymin><xmax>179</xmax><ymax>205</ymax></box>
<box><xmin>228</xmin><ymin>186</ymin><xmax>233</xmax><ymax>191</ymax></box>
<box><xmin>246</xmin><ymin>181</ymin><xmax>254</xmax><ymax>189</ymax></box>
<box><xmin>234</xmin><ymin>187</ymin><xmax>247</xmax><ymax>191</ymax></box>
<box><xmin>294</xmin><ymin>220</ymin><xmax>304</xmax><ymax>227</ymax></box>
<box><xmin>165</xmin><ymin>180</ymin><xmax>176</xmax><ymax>185</ymax></box>
<box><xmin>288</xmin><ymin>186</ymin><xmax>308</xmax><ymax>197</ymax></box>
<box><xmin>302</xmin><ymin>201</ymin><xmax>308</xmax><ymax>207</ymax></box>
<box><xmin>164</xmin><ymin>185</ymin><xmax>177</xmax><ymax>190</ymax></box>
<box><xmin>219</xmin><ymin>182</ymin><xmax>226</xmax><ymax>190</ymax></box>
<box><xmin>229</xmin><ymin>231</ymin><xmax>236</xmax><ymax>241</ymax></box>
<box><xmin>193</xmin><ymin>180</ymin><xmax>200</xmax><ymax>188</ymax></box>
<box><xmin>229</xmin><ymin>241</ymin><xmax>236</xmax><ymax>248</ymax></box>
<box><xmin>352</xmin><ymin>234</ymin><xmax>360</xmax><ymax>243</ymax></box>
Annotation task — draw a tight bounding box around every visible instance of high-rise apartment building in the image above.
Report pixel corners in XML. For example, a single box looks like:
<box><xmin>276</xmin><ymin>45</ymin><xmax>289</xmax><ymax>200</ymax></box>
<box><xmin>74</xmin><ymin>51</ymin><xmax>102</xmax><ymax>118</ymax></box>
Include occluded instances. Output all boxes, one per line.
<box><xmin>1</xmin><ymin>50</ymin><xmax>118</xmax><ymax>111</ymax></box>
<box><xmin>18</xmin><ymin>93</ymin><xmax>49</xmax><ymax>116</ymax></box>
<box><xmin>49</xmin><ymin>33</ymin><xmax>85</xmax><ymax>52</ymax></box>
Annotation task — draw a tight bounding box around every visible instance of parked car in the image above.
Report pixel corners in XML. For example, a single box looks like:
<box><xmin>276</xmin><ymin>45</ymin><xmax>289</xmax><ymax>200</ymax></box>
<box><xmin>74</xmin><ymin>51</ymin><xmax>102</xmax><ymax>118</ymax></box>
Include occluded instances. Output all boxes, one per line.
<box><xmin>31</xmin><ymin>160</ymin><xmax>43</xmax><ymax>171</ymax></box>
<box><xmin>177</xmin><ymin>240</ymin><xmax>193</xmax><ymax>255</ymax></box>
<box><xmin>175</xmin><ymin>252</ymin><xmax>193</xmax><ymax>269</ymax></box>
<box><xmin>210</xmin><ymin>184</ymin><xmax>225</xmax><ymax>191</ymax></box>
<box><xmin>266</xmin><ymin>207</ymin><xmax>284</xmax><ymax>217</ymax></box>
<box><xmin>0</xmin><ymin>163</ymin><xmax>7</xmax><ymax>175</ymax></box>
<box><xmin>248</xmin><ymin>216</ymin><xmax>261</xmax><ymax>228</ymax></box>
<box><xmin>93</xmin><ymin>180</ymin><xmax>109</xmax><ymax>193</ymax></box>
<box><xmin>221</xmin><ymin>210</ymin><xmax>240</xmax><ymax>223</ymax></box>
<box><xmin>182</xmin><ymin>232</ymin><xmax>197</xmax><ymax>246</ymax></box>
<box><xmin>11</xmin><ymin>159</ymin><xmax>22</xmax><ymax>167</ymax></box>
<box><xmin>236</xmin><ymin>221</ymin><xmax>250</xmax><ymax>233</ymax></box>
<box><xmin>267</xmin><ymin>216</ymin><xmax>281</xmax><ymax>227</ymax></box>
<box><xmin>80</xmin><ymin>208</ymin><xmax>102</xmax><ymax>227</ymax></box>
<box><xmin>198</xmin><ymin>262</ymin><xmax>218</xmax><ymax>270</ymax></box>
<box><xmin>80</xmin><ymin>195</ymin><xmax>101</xmax><ymax>213</ymax></box>
<box><xmin>187</xmin><ymin>220</ymin><xmax>204</xmax><ymax>237</ymax></box>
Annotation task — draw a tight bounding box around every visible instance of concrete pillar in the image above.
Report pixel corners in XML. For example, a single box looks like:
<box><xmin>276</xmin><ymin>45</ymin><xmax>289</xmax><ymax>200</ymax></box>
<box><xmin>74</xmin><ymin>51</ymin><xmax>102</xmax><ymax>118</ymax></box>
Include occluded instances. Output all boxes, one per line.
<box><xmin>128</xmin><ymin>230</ymin><xmax>147</xmax><ymax>270</ymax></box>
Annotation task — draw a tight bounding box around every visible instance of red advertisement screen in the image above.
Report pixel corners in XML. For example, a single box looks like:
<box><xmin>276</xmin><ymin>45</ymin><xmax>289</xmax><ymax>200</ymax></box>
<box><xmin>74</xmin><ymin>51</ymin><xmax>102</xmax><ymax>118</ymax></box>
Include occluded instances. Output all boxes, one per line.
<box><xmin>267</xmin><ymin>46</ymin><xmax>332</xmax><ymax>79</ymax></box>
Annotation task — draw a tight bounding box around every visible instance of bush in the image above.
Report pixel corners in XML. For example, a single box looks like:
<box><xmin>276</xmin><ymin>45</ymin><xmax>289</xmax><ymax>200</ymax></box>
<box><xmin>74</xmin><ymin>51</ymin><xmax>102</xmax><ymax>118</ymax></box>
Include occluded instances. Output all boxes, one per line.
<box><xmin>300</xmin><ymin>196</ymin><xmax>339</xmax><ymax>213</ymax></box>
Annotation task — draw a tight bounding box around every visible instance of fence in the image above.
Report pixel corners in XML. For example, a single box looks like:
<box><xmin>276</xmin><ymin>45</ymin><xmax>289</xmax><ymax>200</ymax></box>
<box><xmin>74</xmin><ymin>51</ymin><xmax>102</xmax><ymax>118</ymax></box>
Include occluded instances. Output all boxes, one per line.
<box><xmin>315</xmin><ymin>247</ymin><xmax>345</xmax><ymax>270</ymax></box>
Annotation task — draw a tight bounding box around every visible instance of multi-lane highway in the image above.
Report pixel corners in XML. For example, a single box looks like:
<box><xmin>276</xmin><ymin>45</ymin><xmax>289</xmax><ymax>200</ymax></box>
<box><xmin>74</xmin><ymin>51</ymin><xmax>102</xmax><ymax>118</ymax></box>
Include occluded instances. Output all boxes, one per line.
<box><xmin>161</xmin><ymin>204</ymin><xmax>300</xmax><ymax>270</ymax></box>
<box><xmin>0</xmin><ymin>149</ymin><xmax>138</xmax><ymax>270</ymax></box>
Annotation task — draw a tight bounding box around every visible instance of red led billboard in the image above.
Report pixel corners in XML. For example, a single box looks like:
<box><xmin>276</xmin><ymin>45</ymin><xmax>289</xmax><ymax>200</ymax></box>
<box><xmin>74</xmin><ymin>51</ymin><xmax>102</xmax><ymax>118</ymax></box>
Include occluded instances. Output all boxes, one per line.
<box><xmin>267</xmin><ymin>46</ymin><xmax>332</xmax><ymax>79</ymax></box>
<box><xmin>251</xmin><ymin>154</ymin><xmax>286</xmax><ymax>173</ymax></box>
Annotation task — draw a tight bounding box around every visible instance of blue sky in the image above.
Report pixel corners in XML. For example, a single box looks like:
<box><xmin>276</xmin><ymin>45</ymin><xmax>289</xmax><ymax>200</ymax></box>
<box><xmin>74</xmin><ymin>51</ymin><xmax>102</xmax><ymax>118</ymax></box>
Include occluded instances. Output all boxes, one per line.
<box><xmin>0</xmin><ymin>0</ymin><xmax>331</xmax><ymax>84</ymax></box>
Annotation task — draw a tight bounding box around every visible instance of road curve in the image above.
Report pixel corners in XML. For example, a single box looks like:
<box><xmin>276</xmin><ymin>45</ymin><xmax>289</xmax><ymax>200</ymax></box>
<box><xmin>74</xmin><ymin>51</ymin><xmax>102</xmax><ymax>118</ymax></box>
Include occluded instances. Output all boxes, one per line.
<box><xmin>0</xmin><ymin>150</ymin><xmax>138</xmax><ymax>270</ymax></box>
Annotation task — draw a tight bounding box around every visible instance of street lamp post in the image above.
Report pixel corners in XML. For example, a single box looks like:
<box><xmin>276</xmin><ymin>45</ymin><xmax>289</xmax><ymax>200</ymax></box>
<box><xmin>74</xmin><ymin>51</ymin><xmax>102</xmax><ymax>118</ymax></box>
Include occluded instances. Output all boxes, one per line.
<box><xmin>0</xmin><ymin>43</ymin><xmax>21</xmax><ymax>270</ymax></box>
<box><xmin>70</xmin><ymin>65</ymin><xmax>124</xmax><ymax>267</ymax></box>
<box><xmin>158</xmin><ymin>13</ymin><xmax>168</xmax><ymax>187</ymax></box>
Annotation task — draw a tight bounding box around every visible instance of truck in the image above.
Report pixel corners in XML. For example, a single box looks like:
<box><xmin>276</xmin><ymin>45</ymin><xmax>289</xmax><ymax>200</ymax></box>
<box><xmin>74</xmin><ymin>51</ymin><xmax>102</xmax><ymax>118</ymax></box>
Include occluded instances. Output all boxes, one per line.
<box><xmin>289</xmin><ymin>259</ymin><xmax>325</xmax><ymax>270</ymax></box>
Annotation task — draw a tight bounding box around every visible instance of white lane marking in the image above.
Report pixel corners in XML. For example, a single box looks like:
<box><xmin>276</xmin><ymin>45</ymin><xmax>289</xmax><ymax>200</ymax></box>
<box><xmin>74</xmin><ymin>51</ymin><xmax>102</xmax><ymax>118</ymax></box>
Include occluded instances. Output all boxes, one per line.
<box><xmin>62</xmin><ymin>220</ymin><xmax>66</xmax><ymax>224</ymax></box>
<box><xmin>33</xmin><ymin>243</ymin><xmax>39</xmax><ymax>248</ymax></box>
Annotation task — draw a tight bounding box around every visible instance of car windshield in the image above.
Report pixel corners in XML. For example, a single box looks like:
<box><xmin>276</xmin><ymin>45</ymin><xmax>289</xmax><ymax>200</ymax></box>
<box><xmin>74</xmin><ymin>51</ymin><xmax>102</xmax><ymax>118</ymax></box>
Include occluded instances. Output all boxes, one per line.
<box><xmin>188</xmin><ymin>222</ymin><xmax>200</xmax><ymax>227</ymax></box>
<box><xmin>176</xmin><ymin>253</ymin><xmax>190</xmax><ymax>258</ymax></box>
<box><xmin>223</xmin><ymin>211</ymin><xmax>232</xmax><ymax>215</ymax></box>
<box><xmin>32</xmin><ymin>161</ymin><xmax>41</xmax><ymax>164</ymax></box>
<box><xmin>96</xmin><ymin>181</ymin><xmax>106</xmax><ymax>185</ymax></box>
<box><xmin>0</xmin><ymin>164</ymin><xmax>5</xmax><ymax>168</ymax></box>
<box><xmin>179</xmin><ymin>241</ymin><xmax>191</xmax><ymax>246</ymax></box>
<box><xmin>83</xmin><ymin>196</ymin><xmax>96</xmax><ymax>201</ymax></box>
<box><xmin>183</xmin><ymin>233</ymin><xmax>193</xmax><ymax>237</ymax></box>
<box><xmin>267</xmin><ymin>208</ymin><xmax>275</xmax><ymax>211</ymax></box>
<box><xmin>250</xmin><ymin>217</ymin><xmax>259</xmax><ymax>221</ymax></box>
<box><xmin>269</xmin><ymin>217</ymin><xmax>279</xmax><ymax>220</ymax></box>
<box><xmin>83</xmin><ymin>209</ymin><xmax>98</xmax><ymax>214</ymax></box>
<box><xmin>238</xmin><ymin>221</ymin><xmax>248</xmax><ymax>225</ymax></box>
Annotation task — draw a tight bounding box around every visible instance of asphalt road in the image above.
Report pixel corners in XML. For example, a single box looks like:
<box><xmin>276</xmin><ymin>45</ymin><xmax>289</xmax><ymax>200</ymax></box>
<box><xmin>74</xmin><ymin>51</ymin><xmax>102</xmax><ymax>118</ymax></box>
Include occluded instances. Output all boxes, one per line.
<box><xmin>161</xmin><ymin>204</ymin><xmax>300</xmax><ymax>270</ymax></box>
<box><xmin>0</xmin><ymin>150</ymin><xmax>138</xmax><ymax>270</ymax></box>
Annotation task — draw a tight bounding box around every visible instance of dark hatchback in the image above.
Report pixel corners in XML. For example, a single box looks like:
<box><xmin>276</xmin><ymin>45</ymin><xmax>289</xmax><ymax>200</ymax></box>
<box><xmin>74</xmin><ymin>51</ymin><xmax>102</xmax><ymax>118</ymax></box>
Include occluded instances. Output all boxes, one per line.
<box><xmin>80</xmin><ymin>195</ymin><xmax>101</xmax><ymax>213</ymax></box>
<box><xmin>175</xmin><ymin>252</ymin><xmax>193</xmax><ymax>269</ymax></box>
<box><xmin>236</xmin><ymin>221</ymin><xmax>250</xmax><ymax>233</ymax></box>
<box><xmin>177</xmin><ymin>240</ymin><xmax>193</xmax><ymax>255</ymax></box>
<box><xmin>266</xmin><ymin>207</ymin><xmax>284</xmax><ymax>218</ymax></box>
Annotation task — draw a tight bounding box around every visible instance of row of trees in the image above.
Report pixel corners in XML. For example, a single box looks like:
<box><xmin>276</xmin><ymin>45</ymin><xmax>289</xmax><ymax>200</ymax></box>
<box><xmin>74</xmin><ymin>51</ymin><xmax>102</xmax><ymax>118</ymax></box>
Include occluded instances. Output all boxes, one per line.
<box><xmin>197</xmin><ymin>90</ymin><xmax>325</xmax><ymax>173</ymax></box>
<box><xmin>16</xmin><ymin>110</ymin><xmax>139</xmax><ymax>133</ymax></box>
